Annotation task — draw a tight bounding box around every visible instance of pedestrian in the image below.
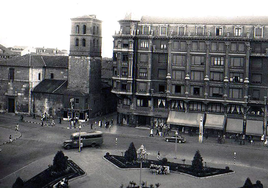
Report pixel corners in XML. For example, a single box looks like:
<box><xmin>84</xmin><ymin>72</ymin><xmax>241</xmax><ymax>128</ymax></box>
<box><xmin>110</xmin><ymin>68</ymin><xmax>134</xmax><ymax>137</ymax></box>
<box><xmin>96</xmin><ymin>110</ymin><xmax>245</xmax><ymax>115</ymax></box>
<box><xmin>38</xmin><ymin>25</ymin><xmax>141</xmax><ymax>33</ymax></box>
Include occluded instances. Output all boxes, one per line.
<box><xmin>58</xmin><ymin>117</ymin><xmax>62</xmax><ymax>124</ymax></box>
<box><xmin>159</xmin><ymin>126</ymin><xmax>163</xmax><ymax>137</ymax></box>
<box><xmin>41</xmin><ymin>117</ymin><xmax>44</xmax><ymax>126</ymax></box>
<box><xmin>9</xmin><ymin>135</ymin><xmax>12</xmax><ymax>142</ymax></box>
<box><xmin>15</xmin><ymin>123</ymin><xmax>19</xmax><ymax>131</ymax></box>
<box><xmin>80</xmin><ymin>142</ymin><xmax>83</xmax><ymax>152</ymax></box>
<box><xmin>157</xmin><ymin>151</ymin><xmax>161</xmax><ymax>160</ymax></box>
<box><xmin>99</xmin><ymin>120</ymin><xmax>102</xmax><ymax>128</ymax></box>
<box><xmin>149</xmin><ymin>128</ymin><xmax>154</xmax><ymax>137</ymax></box>
<box><xmin>90</xmin><ymin>123</ymin><xmax>93</xmax><ymax>129</ymax></box>
<box><xmin>51</xmin><ymin>119</ymin><xmax>55</xmax><ymax>126</ymax></box>
<box><xmin>111</xmin><ymin>119</ymin><xmax>113</xmax><ymax>126</ymax></box>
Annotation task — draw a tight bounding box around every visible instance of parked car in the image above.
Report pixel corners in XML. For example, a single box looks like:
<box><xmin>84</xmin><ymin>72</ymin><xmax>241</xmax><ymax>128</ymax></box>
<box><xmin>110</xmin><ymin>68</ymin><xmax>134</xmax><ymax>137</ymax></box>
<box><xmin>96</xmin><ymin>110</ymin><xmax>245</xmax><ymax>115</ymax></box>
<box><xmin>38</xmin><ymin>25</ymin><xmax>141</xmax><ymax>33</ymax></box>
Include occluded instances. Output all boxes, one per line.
<box><xmin>165</xmin><ymin>135</ymin><xmax>186</xmax><ymax>143</ymax></box>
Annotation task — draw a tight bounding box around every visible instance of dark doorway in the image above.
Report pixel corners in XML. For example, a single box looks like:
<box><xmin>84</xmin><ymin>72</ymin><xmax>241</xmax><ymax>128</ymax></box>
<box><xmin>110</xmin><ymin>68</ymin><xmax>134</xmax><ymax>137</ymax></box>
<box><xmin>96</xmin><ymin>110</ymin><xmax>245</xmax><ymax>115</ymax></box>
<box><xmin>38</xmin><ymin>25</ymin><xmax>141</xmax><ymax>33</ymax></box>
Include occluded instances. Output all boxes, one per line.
<box><xmin>138</xmin><ymin>116</ymin><xmax>150</xmax><ymax>126</ymax></box>
<box><xmin>8</xmin><ymin>98</ymin><xmax>15</xmax><ymax>113</ymax></box>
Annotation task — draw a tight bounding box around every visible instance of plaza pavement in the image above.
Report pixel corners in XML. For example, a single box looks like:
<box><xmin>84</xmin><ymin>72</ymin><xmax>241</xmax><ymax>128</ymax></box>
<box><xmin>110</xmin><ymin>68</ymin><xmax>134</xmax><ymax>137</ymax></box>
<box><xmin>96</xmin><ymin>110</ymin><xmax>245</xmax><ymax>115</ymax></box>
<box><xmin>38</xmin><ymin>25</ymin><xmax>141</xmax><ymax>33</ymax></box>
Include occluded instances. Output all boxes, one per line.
<box><xmin>0</xmin><ymin>113</ymin><xmax>267</xmax><ymax>187</ymax></box>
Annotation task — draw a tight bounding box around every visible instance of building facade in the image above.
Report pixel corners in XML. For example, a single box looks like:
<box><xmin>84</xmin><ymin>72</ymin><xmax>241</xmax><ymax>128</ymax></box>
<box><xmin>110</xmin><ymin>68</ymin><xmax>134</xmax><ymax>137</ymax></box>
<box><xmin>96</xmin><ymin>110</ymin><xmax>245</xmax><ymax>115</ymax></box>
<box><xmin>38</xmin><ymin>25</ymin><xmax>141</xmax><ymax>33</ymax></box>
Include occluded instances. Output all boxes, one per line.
<box><xmin>0</xmin><ymin>55</ymin><xmax>68</xmax><ymax>114</ymax></box>
<box><xmin>63</xmin><ymin>15</ymin><xmax>103</xmax><ymax>120</ymax></box>
<box><xmin>112</xmin><ymin>15</ymin><xmax>268</xmax><ymax>139</ymax></box>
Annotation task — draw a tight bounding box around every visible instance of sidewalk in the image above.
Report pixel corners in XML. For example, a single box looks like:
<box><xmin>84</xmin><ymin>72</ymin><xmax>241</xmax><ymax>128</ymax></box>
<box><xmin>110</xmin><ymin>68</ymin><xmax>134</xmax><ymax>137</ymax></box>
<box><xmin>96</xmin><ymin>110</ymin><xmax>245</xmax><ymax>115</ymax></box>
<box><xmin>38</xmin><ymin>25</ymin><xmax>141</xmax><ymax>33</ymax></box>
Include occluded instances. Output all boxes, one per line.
<box><xmin>0</xmin><ymin>126</ymin><xmax>21</xmax><ymax>147</ymax></box>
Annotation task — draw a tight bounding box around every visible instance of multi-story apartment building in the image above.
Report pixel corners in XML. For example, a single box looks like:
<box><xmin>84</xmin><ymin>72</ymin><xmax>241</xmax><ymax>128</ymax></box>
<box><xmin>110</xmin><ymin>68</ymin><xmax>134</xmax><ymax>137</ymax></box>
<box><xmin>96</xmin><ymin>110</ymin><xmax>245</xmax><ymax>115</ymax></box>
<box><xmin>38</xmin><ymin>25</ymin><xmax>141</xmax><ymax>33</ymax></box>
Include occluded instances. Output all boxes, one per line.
<box><xmin>112</xmin><ymin>15</ymin><xmax>268</xmax><ymax>139</ymax></box>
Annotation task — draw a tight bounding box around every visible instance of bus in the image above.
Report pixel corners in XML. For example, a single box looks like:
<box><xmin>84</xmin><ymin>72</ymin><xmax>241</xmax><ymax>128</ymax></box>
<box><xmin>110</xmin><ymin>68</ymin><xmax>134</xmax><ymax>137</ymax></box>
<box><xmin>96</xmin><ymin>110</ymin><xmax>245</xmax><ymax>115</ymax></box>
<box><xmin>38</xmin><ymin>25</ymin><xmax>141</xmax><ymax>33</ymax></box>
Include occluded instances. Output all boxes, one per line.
<box><xmin>63</xmin><ymin>131</ymin><xmax>103</xmax><ymax>149</ymax></box>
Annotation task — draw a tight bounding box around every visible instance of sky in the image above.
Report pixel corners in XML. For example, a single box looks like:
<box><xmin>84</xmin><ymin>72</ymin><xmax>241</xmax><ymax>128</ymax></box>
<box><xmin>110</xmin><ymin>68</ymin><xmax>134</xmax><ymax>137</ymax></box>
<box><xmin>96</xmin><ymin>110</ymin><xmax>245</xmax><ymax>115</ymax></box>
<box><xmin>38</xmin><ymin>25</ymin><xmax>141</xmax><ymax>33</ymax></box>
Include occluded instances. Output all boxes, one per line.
<box><xmin>1</xmin><ymin>0</ymin><xmax>268</xmax><ymax>58</ymax></box>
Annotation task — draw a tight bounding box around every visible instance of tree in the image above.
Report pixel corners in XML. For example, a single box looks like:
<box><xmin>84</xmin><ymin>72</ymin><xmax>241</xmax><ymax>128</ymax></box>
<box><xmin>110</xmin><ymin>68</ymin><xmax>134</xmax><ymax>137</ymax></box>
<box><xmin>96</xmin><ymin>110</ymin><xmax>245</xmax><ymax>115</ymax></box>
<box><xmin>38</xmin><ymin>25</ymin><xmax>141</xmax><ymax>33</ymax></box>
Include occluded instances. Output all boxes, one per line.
<box><xmin>12</xmin><ymin>177</ymin><xmax>24</xmax><ymax>188</ymax></box>
<box><xmin>52</xmin><ymin>151</ymin><xmax>68</xmax><ymax>172</ymax></box>
<box><xmin>124</xmin><ymin>142</ymin><xmax>137</xmax><ymax>163</ymax></box>
<box><xmin>191</xmin><ymin>150</ymin><xmax>203</xmax><ymax>173</ymax></box>
<box><xmin>242</xmin><ymin>178</ymin><xmax>253</xmax><ymax>188</ymax></box>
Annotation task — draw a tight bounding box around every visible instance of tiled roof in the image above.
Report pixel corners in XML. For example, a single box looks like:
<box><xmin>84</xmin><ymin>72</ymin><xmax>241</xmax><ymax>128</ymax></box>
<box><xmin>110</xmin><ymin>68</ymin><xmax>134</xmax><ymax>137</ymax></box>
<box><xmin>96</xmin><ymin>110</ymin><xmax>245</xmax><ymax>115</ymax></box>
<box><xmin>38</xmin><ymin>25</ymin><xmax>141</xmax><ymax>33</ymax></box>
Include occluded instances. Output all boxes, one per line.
<box><xmin>63</xmin><ymin>89</ymin><xmax>87</xmax><ymax>97</ymax></box>
<box><xmin>0</xmin><ymin>54</ymin><xmax>68</xmax><ymax>68</ymax></box>
<box><xmin>42</xmin><ymin>56</ymin><xmax>68</xmax><ymax>68</ymax></box>
<box><xmin>33</xmin><ymin>79</ymin><xmax>67</xmax><ymax>94</ymax></box>
<box><xmin>140</xmin><ymin>15</ymin><xmax>268</xmax><ymax>25</ymax></box>
<box><xmin>0</xmin><ymin>44</ymin><xmax>16</xmax><ymax>55</ymax></box>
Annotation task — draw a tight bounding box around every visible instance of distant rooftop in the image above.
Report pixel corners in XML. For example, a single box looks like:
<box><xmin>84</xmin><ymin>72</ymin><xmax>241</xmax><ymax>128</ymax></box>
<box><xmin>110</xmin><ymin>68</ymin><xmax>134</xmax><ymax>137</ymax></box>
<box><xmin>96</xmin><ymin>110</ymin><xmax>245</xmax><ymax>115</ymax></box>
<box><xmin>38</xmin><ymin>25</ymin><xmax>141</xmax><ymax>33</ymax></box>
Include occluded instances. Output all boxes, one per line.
<box><xmin>71</xmin><ymin>14</ymin><xmax>101</xmax><ymax>22</ymax></box>
<box><xmin>140</xmin><ymin>15</ymin><xmax>268</xmax><ymax>25</ymax></box>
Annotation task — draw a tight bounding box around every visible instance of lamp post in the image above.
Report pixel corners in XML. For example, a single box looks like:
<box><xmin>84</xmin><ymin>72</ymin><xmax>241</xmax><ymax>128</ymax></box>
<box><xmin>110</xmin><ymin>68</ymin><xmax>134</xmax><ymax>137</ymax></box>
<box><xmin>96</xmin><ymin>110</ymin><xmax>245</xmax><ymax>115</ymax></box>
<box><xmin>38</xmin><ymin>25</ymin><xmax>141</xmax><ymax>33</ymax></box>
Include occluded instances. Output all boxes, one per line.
<box><xmin>78</xmin><ymin>125</ymin><xmax>82</xmax><ymax>152</ymax></box>
<box><xmin>137</xmin><ymin>144</ymin><xmax>146</xmax><ymax>187</ymax></box>
<box><xmin>174</xmin><ymin>130</ymin><xmax>178</xmax><ymax>159</ymax></box>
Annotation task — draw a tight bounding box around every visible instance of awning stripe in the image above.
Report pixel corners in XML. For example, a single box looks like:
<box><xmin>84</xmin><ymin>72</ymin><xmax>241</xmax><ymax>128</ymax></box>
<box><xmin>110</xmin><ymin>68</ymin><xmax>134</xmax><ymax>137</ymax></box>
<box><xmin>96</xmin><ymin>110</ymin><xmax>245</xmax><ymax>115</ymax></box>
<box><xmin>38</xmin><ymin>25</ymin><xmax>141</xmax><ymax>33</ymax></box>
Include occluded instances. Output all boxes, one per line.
<box><xmin>205</xmin><ymin>114</ymin><xmax>225</xmax><ymax>130</ymax></box>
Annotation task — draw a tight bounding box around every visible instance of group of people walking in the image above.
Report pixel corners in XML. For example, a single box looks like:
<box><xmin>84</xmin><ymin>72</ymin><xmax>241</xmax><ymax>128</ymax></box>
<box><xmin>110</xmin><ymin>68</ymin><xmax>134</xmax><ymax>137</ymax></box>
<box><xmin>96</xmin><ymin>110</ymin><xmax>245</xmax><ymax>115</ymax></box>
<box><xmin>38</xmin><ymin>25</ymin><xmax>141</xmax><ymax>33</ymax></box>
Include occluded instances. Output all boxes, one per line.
<box><xmin>149</xmin><ymin>122</ymin><xmax>170</xmax><ymax>137</ymax></box>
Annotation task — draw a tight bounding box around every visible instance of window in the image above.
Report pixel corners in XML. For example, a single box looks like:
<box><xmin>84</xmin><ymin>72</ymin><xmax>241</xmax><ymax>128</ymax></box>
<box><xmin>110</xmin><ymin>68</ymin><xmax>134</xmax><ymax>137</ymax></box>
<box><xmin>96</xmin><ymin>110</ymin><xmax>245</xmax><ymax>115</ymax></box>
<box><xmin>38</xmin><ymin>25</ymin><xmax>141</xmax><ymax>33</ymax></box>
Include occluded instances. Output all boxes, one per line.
<box><xmin>140</xmin><ymin>40</ymin><xmax>149</xmax><ymax>48</ymax></box>
<box><xmin>93</xmin><ymin>26</ymin><xmax>95</xmax><ymax>34</ymax></box>
<box><xmin>211</xmin><ymin>42</ymin><xmax>217</xmax><ymax>51</ymax></box>
<box><xmin>252</xmin><ymin>60</ymin><xmax>262</xmax><ymax>69</ymax></box>
<box><xmin>173</xmin><ymin>41</ymin><xmax>179</xmax><ymax>50</ymax></box>
<box><xmin>181</xmin><ymin>41</ymin><xmax>186</xmax><ymax>51</ymax></box>
<box><xmin>210</xmin><ymin>87</ymin><xmax>223</xmax><ymax>97</ymax></box>
<box><xmin>160</xmin><ymin>41</ymin><xmax>167</xmax><ymax>49</ymax></box>
<box><xmin>113</xmin><ymin>52</ymin><xmax>117</xmax><ymax>61</ymax></box>
<box><xmin>193</xmin><ymin>87</ymin><xmax>200</xmax><ymax>96</ymax></box>
<box><xmin>172</xmin><ymin>70</ymin><xmax>185</xmax><ymax>80</ymax></box>
<box><xmin>191</xmin><ymin>71</ymin><xmax>204</xmax><ymax>81</ymax></box>
<box><xmin>122</xmin><ymin>54</ymin><xmax>128</xmax><ymax>62</ymax></box>
<box><xmin>122</xmin><ymin>26</ymin><xmax>130</xmax><ymax>34</ymax></box>
<box><xmin>158</xmin><ymin>99</ymin><xmax>166</xmax><ymax>108</ymax></box>
<box><xmin>75</xmin><ymin>38</ymin><xmax>79</xmax><ymax>46</ymax></box>
<box><xmin>238</xmin><ymin>43</ymin><xmax>245</xmax><ymax>52</ymax></box>
<box><xmin>192</xmin><ymin>42</ymin><xmax>198</xmax><ymax>51</ymax></box>
<box><xmin>216</xmin><ymin>27</ymin><xmax>222</xmax><ymax>36</ymax></box>
<box><xmin>211</xmin><ymin>42</ymin><xmax>225</xmax><ymax>51</ymax></box>
<box><xmin>252</xmin><ymin>90</ymin><xmax>260</xmax><ymax>100</ymax></box>
<box><xmin>158</xmin><ymin>69</ymin><xmax>166</xmax><ymax>79</ymax></box>
<box><xmin>218</xmin><ymin>43</ymin><xmax>225</xmax><ymax>51</ymax></box>
<box><xmin>138</xmin><ymin>83</ymin><xmax>147</xmax><ymax>92</ymax></box>
<box><xmin>123</xmin><ymin>40</ymin><xmax>129</xmax><ymax>48</ymax></box>
<box><xmin>75</xmin><ymin>98</ymin><xmax>79</xmax><ymax>103</ymax></box>
<box><xmin>211</xmin><ymin>57</ymin><xmax>224</xmax><ymax>66</ymax></box>
<box><xmin>255</xmin><ymin>27</ymin><xmax>263</xmax><ymax>37</ymax></box>
<box><xmin>121</xmin><ymin>83</ymin><xmax>127</xmax><ymax>91</ymax></box>
<box><xmin>139</xmin><ymin>68</ymin><xmax>147</xmax><ymax>78</ymax></box>
<box><xmin>251</xmin><ymin>74</ymin><xmax>262</xmax><ymax>83</ymax></box>
<box><xmin>231</xmin><ymin>57</ymin><xmax>244</xmax><ymax>67</ymax></box>
<box><xmin>83</xmin><ymin>25</ymin><xmax>86</xmax><ymax>34</ymax></box>
<box><xmin>230</xmin><ymin>72</ymin><xmax>243</xmax><ymax>82</ymax></box>
<box><xmin>122</xmin><ymin>67</ymin><xmax>128</xmax><ymax>76</ymax></box>
<box><xmin>82</xmin><ymin>39</ymin><xmax>86</xmax><ymax>47</ymax></box>
<box><xmin>159</xmin><ymin>85</ymin><xmax>165</xmax><ymax>92</ymax></box>
<box><xmin>229</xmin><ymin>88</ymin><xmax>243</xmax><ymax>99</ymax></box>
<box><xmin>173</xmin><ymin>55</ymin><xmax>185</xmax><ymax>66</ymax></box>
<box><xmin>173</xmin><ymin>85</ymin><xmax>182</xmax><ymax>94</ymax></box>
<box><xmin>235</xmin><ymin>27</ymin><xmax>242</xmax><ymax>36</ymax></box>
<box><xmin>231</xmin><ymin>43</ymin><xmax>237</xmax><ymax>51</ymax></box>
<box><xmin>178</xmin><ymin>27</ymin><xmax>185</xmax><ymax>35</ymax></box>
<box><xmin>9</xmin><ymin>68</ymin><xmax>14</xmax><ymax>81</ymax></box>
<box><xmin>123</xmin><ymin>98</ymin><xmax>130</xmax><ymax>105</ymax></box>
<box><xmin>113</xmin><ymin>67</ymin><xmax>117</xmax><ymax>76</ymax></box>
<box><xmin>51</xmin><ymin>73</ymin><xmax>54</xmax><ymax>79</ymax></box>
<box><xmin>160</xmin><ymin>26</ymin><xmax>167</xmax><ymax>35</ymax></box>
<box><xmin>199</xmin><ymin>42</ymin><xmax>205</xmax><ymax>51</ymax></box>
<box><xmin>96</xmin><ymin>26</ymin><xmax>99</xmax><ymax>34</ymax></box>
<box><xmin>93</xmin><ymin>39</ymin><xmax>96</xmax><ymax>47</ymax></box>
<box><xmin>143</xmin><ymin>26</ymin><xmax>149</xmax><ymax>34</ymax></box>
<box><xmin>140</xmin><ymin>54</ymin><xmax>148</xmax><ymax>63</ymax></box>
<box><xmin>210</xmin><ymin>72</ymin><xmax>223</xmax><ymax>81</ymax></box>
<box><xmin>76</xmin><ymin>25</ymin><xmax>79</xmax><ymax>34</ymax></box>
<box><xmin>137</xmin><ymin>98</ymin><xmax>149</xmax><ymax>107</ymax></box>
<box><xmin>197</xmin><ymin>26</ymin><xmax>204</xmax><ymax>35</ymax></box>
<box><xmin>38</xmin><ymin>73</ymin><xmax>41</xmax><ymax>80</ymax></box>
<box><xmin>191</xmin><ymin>56</ymin><xmax>205</xmax><ymax>65</ymax></box>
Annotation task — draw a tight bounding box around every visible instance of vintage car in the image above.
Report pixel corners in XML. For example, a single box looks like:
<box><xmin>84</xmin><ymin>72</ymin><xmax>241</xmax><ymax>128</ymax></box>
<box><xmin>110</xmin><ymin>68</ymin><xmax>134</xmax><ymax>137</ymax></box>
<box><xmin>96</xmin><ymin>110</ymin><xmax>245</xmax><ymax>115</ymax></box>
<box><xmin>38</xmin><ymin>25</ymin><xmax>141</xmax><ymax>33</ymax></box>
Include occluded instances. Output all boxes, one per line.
<box><xmin>164</xmin><ymin>135</ymin><xmax>186</xmax><ymax>143</ymax></box>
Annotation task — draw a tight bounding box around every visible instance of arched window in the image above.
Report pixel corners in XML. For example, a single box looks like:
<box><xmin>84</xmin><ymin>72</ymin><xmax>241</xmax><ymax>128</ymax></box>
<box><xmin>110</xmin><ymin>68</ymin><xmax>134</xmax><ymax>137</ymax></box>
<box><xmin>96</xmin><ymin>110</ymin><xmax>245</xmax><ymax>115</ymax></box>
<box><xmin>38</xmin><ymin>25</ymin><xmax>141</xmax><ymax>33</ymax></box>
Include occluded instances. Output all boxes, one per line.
<box><xmin>75</xmin><ymin>38</ymin><xmax>79</xmax><ymax>46</ymax></box>
<box><xmin>93</xmin><ymin>26</ymin><xmax>95</xmax><ymax>34</ymax></box>
<box><xmin>76</xmin><ymin>25</ymin><xmax>79</xmax><ymax>34</ymax></box>
<box><xmin>82</xmin><ymin>39</ymin><xmax>86</xmax><ymax>47</ymax></box>
<box><xmin>83</xmin><ymin>25</ymin><xmax>86</xmax><ymax>34</ymax></box>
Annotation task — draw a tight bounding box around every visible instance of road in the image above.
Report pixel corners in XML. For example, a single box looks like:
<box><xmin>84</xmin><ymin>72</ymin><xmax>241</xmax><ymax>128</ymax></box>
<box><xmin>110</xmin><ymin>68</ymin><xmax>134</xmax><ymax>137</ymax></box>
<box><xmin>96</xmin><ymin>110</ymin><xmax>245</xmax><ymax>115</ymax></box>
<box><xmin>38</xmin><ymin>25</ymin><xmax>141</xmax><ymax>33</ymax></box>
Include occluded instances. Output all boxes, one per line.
<box><xmin>0</xmin><ymin>114</ymin><xmax>268</xmax><ymax>187</ymax></box>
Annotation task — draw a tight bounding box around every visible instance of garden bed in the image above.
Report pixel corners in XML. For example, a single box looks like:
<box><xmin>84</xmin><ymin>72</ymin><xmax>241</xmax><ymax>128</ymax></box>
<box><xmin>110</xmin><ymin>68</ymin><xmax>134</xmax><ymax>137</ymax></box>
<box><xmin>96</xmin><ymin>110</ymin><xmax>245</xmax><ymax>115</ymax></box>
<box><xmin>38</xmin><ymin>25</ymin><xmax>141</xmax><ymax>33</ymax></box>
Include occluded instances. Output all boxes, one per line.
<box><xmin>104</xmin><ymin>154</ymin><xmax>233</xmax><ymax>177</ymax></box>
<box><xmin>21</xmin><ymin>160</ymin><xmax>85</xmax><ymax>188</ymax></box>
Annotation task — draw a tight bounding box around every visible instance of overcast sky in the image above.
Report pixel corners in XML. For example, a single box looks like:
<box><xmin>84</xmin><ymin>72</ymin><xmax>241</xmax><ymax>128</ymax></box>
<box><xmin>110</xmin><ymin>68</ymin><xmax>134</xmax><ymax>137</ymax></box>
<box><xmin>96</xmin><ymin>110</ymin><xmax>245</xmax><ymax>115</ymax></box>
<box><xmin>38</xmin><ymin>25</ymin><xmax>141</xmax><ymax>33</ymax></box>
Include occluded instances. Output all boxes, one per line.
<box><xmin>1</xmin><ymin>0</ymin><xmax>268</xmax><ymax>58</ymax></box>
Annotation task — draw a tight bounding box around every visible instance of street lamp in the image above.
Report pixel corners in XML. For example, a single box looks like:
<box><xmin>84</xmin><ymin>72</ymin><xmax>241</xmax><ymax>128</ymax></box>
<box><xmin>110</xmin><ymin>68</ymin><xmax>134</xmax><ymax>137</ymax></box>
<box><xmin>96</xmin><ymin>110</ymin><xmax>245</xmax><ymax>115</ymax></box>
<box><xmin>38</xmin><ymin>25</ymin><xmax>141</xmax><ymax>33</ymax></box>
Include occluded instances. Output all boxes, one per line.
<box><xmin>174</xmin><ymin>130</ymin><xmax>178</xmax><ymax>159</ymax></box>
<box><xmin>137</xmin><ymin>144</ymin><xmax>146</xmax><ymax>187</ymax></box>
<box><xmin>78</xmin><ymin>125</ymin><xmax>82</xmax><ymax>152</ymax></box>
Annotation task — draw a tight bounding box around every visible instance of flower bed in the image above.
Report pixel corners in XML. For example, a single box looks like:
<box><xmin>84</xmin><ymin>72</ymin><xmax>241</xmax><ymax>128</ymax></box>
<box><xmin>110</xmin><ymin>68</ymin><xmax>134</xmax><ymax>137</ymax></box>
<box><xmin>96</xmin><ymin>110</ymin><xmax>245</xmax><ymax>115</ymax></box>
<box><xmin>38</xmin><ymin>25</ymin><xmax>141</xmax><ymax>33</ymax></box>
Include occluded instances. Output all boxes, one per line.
<box><xmin>104</xmin><ymin>154</ymin><xmax>233</xmax><ymax>177</ymax></box>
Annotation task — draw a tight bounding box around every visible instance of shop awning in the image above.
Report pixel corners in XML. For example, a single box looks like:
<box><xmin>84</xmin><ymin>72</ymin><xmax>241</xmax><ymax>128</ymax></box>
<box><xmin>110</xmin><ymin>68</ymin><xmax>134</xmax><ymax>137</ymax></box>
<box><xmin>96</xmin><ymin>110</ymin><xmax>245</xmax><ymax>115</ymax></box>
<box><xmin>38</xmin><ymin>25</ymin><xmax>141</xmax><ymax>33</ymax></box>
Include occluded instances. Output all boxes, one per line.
<box><xmin>205</xmin><ymin>114</ymin><xmax>225</xmax><ymax>130</ymax></box>
<box><xmin>226</xmin><ymin>118</ymin><xmax>243</xmax><ymax>134</ymax></box>
<box><xmin>246</xmin><ymin>120</ymin><xmax>263</xmax><ymax>136</ymax></box>
<box><xmin>167</xmin><ymin>111</ymin><xmax>204</xmax><ymax>127</ymax></box>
